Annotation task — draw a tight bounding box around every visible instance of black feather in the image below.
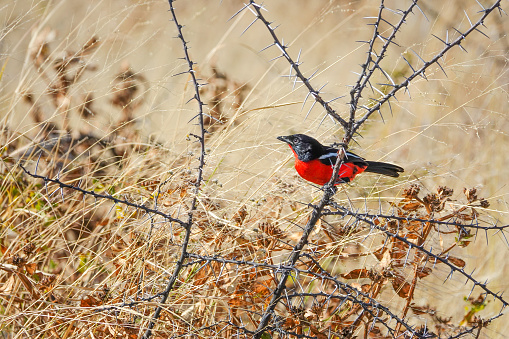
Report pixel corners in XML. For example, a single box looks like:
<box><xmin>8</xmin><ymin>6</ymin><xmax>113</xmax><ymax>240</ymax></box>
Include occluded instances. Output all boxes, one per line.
<box><xmin>364</xmin><ymin>161</ymin><xmax>404</xmax><ymax>177</ymax></box>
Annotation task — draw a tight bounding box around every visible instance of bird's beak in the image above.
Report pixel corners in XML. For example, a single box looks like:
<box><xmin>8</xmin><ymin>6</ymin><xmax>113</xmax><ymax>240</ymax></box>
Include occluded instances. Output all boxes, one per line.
<box><xmin>277</xmin><ymin>135</ymin><xmax>292</xmax><ymax>144</ymax></box>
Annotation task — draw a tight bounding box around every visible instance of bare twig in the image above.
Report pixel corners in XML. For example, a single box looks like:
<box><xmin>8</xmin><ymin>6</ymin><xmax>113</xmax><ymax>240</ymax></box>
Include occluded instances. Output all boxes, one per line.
<box><xmin>142</xmin><ymin>1</ymin><xmax>208</xmax><ymax>338</ymax></box>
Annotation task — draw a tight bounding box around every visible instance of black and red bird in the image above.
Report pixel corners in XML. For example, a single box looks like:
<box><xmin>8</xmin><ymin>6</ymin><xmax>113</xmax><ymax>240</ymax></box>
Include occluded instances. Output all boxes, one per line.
<box><xmin>278</xmin><ymin>134</ymin><xmax>404</xmax><ymax>185</ymax></box>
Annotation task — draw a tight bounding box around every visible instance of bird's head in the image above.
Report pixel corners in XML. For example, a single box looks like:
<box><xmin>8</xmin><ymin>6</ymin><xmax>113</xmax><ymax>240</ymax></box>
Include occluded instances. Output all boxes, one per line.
<box><xmin>277</xmin><ymin>134</ymin><xmax>324</xmax><ymax>162</ymax></box>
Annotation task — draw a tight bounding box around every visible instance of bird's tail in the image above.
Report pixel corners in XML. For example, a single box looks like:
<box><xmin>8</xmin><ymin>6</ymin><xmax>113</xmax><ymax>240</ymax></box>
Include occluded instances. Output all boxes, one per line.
<box><xmin>365</xmin><ymin>161</ymin><xmax>404</xmax><ymax>178</ymax></box>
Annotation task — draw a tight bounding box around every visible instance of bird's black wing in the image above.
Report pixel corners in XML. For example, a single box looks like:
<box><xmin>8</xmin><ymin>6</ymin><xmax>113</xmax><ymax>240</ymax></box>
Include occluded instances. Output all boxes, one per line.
<box><xmin>318</xmin><ymin>147</ymin><xmax>369</xmax><ymax>167</ymax></box>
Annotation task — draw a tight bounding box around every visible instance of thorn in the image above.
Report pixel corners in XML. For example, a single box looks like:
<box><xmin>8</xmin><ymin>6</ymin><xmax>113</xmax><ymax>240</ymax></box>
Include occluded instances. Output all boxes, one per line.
<box><xmin>48</xmin><ymin>187</ymin><xmax>58</xmax><ymax>198</ymax></box>
<box><xmin>445</xmin><ymin>269</ymin><xmax>454</xmax><ymax>283</ymax></box>
<box><xmin>187</xmin><ymin>113</ymin><xmax>201</xmax><ymax>123</ymax></box>
<box><xmin>464</xmin><ymin>10</ymin><xmax>473</xmax><ymax>26</ymax></box>
<box><xmin>474</xmin><ymin>0</ymin><xmax>486</xmax><ymax>11</ymax></box>
<box><xmin>269</xmin><ymin>54</ymin><xmax>284</xmax><ymax>62</ymax></box>
<box><xmin>276</xmin><ymin>38</ymin><xmax>288</xmax><ymax>52</ymax></box>
<box><xmin>378</xmin><ymin>67</ymin><xmax>396</xmax><ymax>86</ymax></box>
<box><xmin>316</xmin><ymin>82</ymin><xmax>328</xmax><ymax>93</ymax></box>
<box><xmin>305</xmin><ymin>100</ymin><xmax>318</xmax><ymax>120</ymax></box>
<box><xmin>415</xmin><ymin>4</ymin><xmax>429</xmax><ymax>22</ymax></box>
<box><xmin>172</xmin><ymin>70</ymin><xmax>190</xmax><ymax>77</ymax></box>
<box><xmin>379</xmin><ymin>18</ymin><xmax>397</xmax><ymax>29</ymax></box>
<box><xmin>468</xmin><ymin>285</ymin><xmax>475</xmax><ymax>298</ymax></box>
<box><xmin>251</xmin><ymin>2</ymin><xmax>264</xmax><ymax>10</ymax></box>
<box><xmin>35</xmin><ymin>153</ymin><xmax>42</xmax><ymax>175</ymax></box>
<box><xmin>259</xmin><ymin>43</ymin><xmax>275</xmax><ymax>53</ymax></box>
<box><xmin>295</xmin><ymin>48</ymin><xmax>302</xmax><ymax>64</ymax></box>
<box><xmin>372</xmin><ymin>86</ymin><xmax>385</xmax><ymax>97</ymax></box>
<box><xmin>401</xmin><ymin>56</ymin><xmax>416</xmax><ymax>73</ymax></box>
<box><xmin>228</xmin><ymin>3</ymin><xmax>250</xmax><ymax>22</ymax></box>
<box><xmin>185</xmin><ymin>95</ymin><xmax>198</xmax><ymax>105</ymax></box>
<box><xmin>292</xmin><ymin>73</ymin><xmax>299</xmax><ymax>90</ymax></box>
<box><xmin>241</xmin><ymin>18</ymin><xmax>258</xmax><ymax>36</ymax></box>
<box><xmin>403</xmin><ymin>82</ymin><xmax>412</xmax><ymax>99</ymax></box>
<box><xmin>245</xmin><ymin>5</ymin><xmax>257</xmax><ymax>17</ymax></box>
<box><xmin>474</xmin><ymin>28</ymin><xmax>490</xmax><ymax>39</ymax></box>
<box><xmin>301</xmin><ymin>91</ymin><xmax>312</xmax><ymax>113</ymax></box>
<box><xmin>501</xmin><ymin>231</ymin><xmax>509</xmax><ymax>247</ymax></box>
<box><xmin>326</xmin><ymin>95</ymin><xmax>345</xmax><ymax>104</ymax></box>
<box><xmin>410</xmin><ymin>48</ymin><xmax>426</xmax><ymax>65</ymax></box>
<box><xmin>377</xmin><ymin>109</ymin><xmax>385</xmax><ymax>123</ymax></box>
<box><xmin>436</xmin><ymin>61</ymin><xmax>447</xmax><ymax>77</ymax></box>
<box><xmin>385</xmin><ymin>7</ymin><xmax>404</xmax><ymax>16</ymax></box>
<box><xmin>376</xmin><ymin>34</ymin><xmax>401</xmax><ymax>47</ymax></box>
<box><xmin>307</xmin><ymin>68</ymin><xmax>320</xmax><ymax>81</ymax></box>
<box><xmin>403</xmin><ymin>246</ymin><xmax>411</xmax><ymax>267</ymax></box>
<box><xmin>317</xmin><ymin>113</ymin><xmax>328</xmax><ymax>129</ymax></box>
<box><xmin>431</xmin><ymin>34</ymin><xmax>449</xmax><ymax>46</ymax></box>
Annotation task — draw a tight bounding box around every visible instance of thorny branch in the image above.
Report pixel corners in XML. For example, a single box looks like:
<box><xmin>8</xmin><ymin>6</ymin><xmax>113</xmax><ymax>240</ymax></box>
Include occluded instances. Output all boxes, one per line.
<box><xmin>349</xmin><ymin>0</ymin><xmax>504</xmax><ymax>141</ymax></box>
<box><xmin>241</xmin><ymin>0</ymin><xmax>506</xmax><ymax>337</ymax></box>
<box><xmin>185</xmin><ymin>253</ymin><xmax>428</xmax><ymax>337</ymax></box>
<box><xmin>16</xmin><ymin>0</ymin><xmax>507</xmax><ymax>338</ymax></box>
<box><xmin>242</xmin><ymin>1</ymin><xmax>349</xmax><ymax>129</ymax></box>
<box><xmin>326</xmin><ymin>202</ymin><xmax>509</xmax><ymax>309</ymax></box>
<box><xmin>18</xmin><ymin>163</ymin><xmax>185</xmax><ymax>226</ymax></box>
<box><xmin>322</xmin><ymin>207</ymin><xmax>509</xmax><ymax>231</ymax></box>
<box><xmin>348</xmin><ymin>0</ymin><xmax>420</xmax><ymax>130</ymax></box>
<box><xmin>142</xmin><ymin>0</ymin><xmax>208</xmax><ymax>338</ymax></box>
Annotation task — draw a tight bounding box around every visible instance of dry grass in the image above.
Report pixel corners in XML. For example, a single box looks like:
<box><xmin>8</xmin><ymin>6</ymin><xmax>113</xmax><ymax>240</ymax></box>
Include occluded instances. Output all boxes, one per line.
<box><xmin>0</xmin><ymin>0</ymin><xmax>508</xmax><ymax>338</ymax></box>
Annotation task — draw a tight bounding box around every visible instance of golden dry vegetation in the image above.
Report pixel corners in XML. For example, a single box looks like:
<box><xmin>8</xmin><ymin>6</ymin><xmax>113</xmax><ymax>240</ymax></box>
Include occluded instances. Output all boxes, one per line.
<box><xmin>0</xmin><ymin>0</ymin><xmax>508</xmax><ymax>338</ymax></box>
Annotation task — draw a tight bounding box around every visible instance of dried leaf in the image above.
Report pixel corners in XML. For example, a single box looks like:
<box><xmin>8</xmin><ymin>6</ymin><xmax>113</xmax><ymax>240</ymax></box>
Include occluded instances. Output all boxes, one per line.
<box><xmin>406</xmin><ymin>220</ymin><xmax>425</xmax><ymax>233</ymax></box>
<box><xmin>416</xmin><ymin>266</ymin><xmax>432</xmax><ymax>279</ymax></box>
<box><xmin>391</xmin><ymin>275</ymin><xmax>411</xmax><ymax>298</ymax></box>
<box><xmin>80</xmin><ymin>295</ymin><xmax>101</xmax><ymax>307</ymax></box>
<box><xmin>403</xmin><ymin>184</ymin><xmax>421</xmax><ymax>199</ymax></box>
<box><xmin>361</xmin><ymin>284</ymin><xmax>371</xmax><ymax>293</ymax></box>
<box><xmin>464</xmin><ymin>188</ymin><xmax>478</xmax><ymax>203</ymax></box>
<box><xmin>308</xmin><ymin>324</ymin><xmax>328</xmax><ymax>339</ymax></box>
<box><xmin>410</xmin><ymin>303</ymin><xmax>435</xmax><ymax>315</ymax></box>
<box><xmin>228</xmin><ymin>294</ymin><xmax>248</xmax><ymax>307</ymax></box>
<box><xmin>0</xmin><ymin>275</ymin><xmax>16</xmax><ymax>293</ymax></box>
<box><xmin>379</xmin><ymin>247</ymin><xmax>392</xmax><ymax>269</ymax></box>
<box><xmin>25</xmin><ymin>263</ymin><xmax>37</xmax><ymax>275</ymax></box>
<box><xmin>437</xmin><ymin>186</ymin><xmax>453</xmax><ymax>198</ymax></box>
<box><xmin>391</xmin><ymin>239</ymin><xmax>408</xmax><ymax>260</ymax></box>
<box><xmin>341</xmin><ymin>268</ymin><xmax>370</xmax><ymax>280</ymax></box>
<box><xmin>401</xmin><ymin>202</ymin><xmax>422</xmax><ymax>211</ymax></box>
<box><xmin>373</xmin><ymin>246</ymin><xmax>387</xmax><ymax>261</ymax></box>
<box><xmin>193</xmin><ymin>265</ymin><xmax>211</xmax><ymax>286</ymax></box>
<box><xmin>15</xmin><ymin>271</ymin><xmax>39</xmax><ymax>299</ymax></box>
<box><xmin>232</xmin><ymin>206</ymin><xmax>248</xmax><ymax>224</ymax></box>
<box><xmin>447</xmin><ymin>256</ymin><xmax>466</xmax><ymax>268</ymax></box>
<box><xmin>252</xmin><ymin>282</ymin><xmax>271</xmax><ymax>297</ymax></box>
<box><xmin>457</xmin><ymin>213</ymin><xmax>473</xmax><ymax>221</ymax></box>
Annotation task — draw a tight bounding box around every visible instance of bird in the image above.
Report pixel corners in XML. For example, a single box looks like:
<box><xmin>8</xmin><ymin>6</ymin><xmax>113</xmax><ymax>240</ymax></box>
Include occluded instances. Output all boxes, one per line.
<box><xmin>277</xmin><ymin>134</ymin><xmax>404</xmax><ymax>185</ymax></box>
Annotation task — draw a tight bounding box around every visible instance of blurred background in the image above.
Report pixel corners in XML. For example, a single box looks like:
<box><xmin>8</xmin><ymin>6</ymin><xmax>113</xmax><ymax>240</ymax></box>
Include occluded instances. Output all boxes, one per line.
<box><xmin>1</xmin><ymin>0</ymin><xmax>508</xmax><ymax>336</ymax></box>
